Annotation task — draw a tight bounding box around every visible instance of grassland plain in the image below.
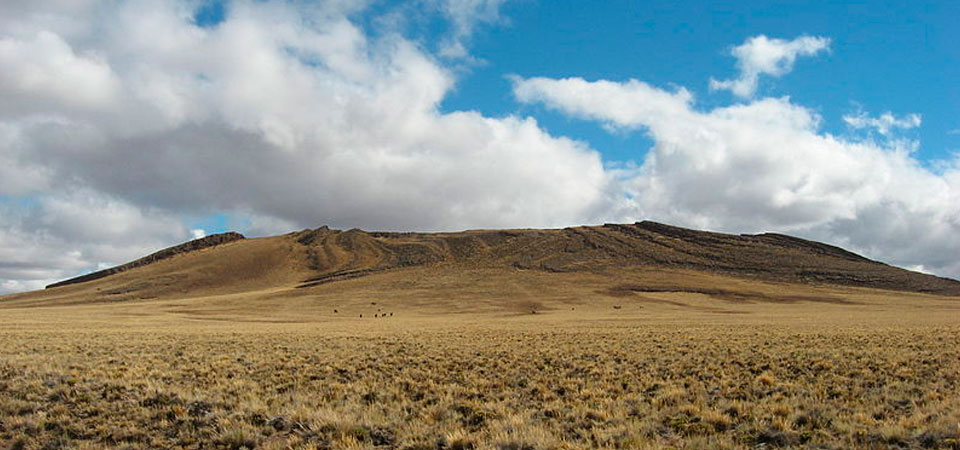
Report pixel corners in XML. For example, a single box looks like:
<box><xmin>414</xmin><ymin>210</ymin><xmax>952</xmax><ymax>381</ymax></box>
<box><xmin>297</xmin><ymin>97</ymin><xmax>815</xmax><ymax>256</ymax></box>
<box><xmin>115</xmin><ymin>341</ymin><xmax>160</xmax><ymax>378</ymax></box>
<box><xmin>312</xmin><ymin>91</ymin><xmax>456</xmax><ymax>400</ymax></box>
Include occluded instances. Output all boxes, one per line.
<box><xmin>1</xmin><ymin>296</ymin><xmax>959</xmax><ymax>450</ymax></box>
<box><xmin>2</xmin><ymin>223</ymin><xmax>960</xmax><ymax>449</ymax></box>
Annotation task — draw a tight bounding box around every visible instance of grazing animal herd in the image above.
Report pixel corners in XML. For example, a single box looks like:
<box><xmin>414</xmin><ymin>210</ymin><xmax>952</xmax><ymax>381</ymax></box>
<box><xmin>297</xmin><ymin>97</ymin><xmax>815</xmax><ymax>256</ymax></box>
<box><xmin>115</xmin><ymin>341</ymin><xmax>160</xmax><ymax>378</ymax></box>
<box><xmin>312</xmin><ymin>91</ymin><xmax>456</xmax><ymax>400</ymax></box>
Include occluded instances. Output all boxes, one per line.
<box><xmin>331</xmin><ymin>309</ymin><xmax>394</xmax><ymax>318</ymax></box>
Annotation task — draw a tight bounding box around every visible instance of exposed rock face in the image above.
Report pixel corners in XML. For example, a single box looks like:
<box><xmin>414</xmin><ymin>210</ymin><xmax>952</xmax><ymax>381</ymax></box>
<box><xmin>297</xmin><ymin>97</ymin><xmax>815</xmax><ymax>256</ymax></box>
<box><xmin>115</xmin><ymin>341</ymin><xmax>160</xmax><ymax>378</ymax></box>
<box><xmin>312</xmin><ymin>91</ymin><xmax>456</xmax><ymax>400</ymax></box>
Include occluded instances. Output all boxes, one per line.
<box><xmin>46</xmin><ymin>232</ymin><xmax>245</xmax><ymax>289</ymax></box>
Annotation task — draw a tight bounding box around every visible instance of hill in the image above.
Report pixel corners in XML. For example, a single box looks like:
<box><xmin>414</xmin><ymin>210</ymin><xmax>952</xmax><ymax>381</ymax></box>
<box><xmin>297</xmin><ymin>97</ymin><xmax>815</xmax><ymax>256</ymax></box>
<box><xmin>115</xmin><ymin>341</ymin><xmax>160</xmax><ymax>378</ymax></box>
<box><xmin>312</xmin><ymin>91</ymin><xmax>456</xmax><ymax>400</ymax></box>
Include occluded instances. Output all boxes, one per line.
<box><xmin>2</xmin><ymin>221</ymin><xmax>957</xmax><ymax>313</ymax></box>
<box><xmin>3</xmin><ymin>224</ymin><xmax>960</xmax><ymax>450</ymax></box>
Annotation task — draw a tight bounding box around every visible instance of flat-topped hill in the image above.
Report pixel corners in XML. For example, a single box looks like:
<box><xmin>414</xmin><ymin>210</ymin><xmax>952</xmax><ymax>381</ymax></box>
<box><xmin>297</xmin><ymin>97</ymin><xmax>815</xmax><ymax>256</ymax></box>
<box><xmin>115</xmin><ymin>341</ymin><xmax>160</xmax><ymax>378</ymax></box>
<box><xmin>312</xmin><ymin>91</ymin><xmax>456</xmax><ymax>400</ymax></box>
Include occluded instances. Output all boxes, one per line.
<box><xmin>3</xmin><ymin>221</ymin><xmax>958</xmax><ymax>311</ymax></box>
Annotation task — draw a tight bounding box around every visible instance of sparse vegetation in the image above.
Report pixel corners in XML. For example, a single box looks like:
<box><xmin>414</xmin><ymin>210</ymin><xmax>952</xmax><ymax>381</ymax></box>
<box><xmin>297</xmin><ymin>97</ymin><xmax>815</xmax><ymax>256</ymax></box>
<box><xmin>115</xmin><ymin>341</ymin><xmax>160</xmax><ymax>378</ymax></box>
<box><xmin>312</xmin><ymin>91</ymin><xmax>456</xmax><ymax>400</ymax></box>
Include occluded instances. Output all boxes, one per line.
<box><xmin>2</xmin><ymin>320</ymin><xmax>959</xmax><ymax>449</ymax></box>
<box><xmin>2</xmin><ymin>221</ymin><xmax>960</xmax><ymax>448</ymax></box>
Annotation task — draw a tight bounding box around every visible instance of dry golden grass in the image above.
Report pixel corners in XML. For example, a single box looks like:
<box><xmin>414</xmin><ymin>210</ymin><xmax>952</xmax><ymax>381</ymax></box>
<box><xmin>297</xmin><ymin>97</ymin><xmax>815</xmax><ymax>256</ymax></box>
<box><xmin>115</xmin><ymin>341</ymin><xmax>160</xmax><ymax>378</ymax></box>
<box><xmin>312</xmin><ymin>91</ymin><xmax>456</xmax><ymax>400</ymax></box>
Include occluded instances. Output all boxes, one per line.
<box><xmin>2</xmin><ymin>285</ymin><xmax>959</xmax><ymax>450</ymax></box>
<box><xmin>2</xmin><ymin>224</ymin><xmax>960</xmax><ymax>449</ymax></box>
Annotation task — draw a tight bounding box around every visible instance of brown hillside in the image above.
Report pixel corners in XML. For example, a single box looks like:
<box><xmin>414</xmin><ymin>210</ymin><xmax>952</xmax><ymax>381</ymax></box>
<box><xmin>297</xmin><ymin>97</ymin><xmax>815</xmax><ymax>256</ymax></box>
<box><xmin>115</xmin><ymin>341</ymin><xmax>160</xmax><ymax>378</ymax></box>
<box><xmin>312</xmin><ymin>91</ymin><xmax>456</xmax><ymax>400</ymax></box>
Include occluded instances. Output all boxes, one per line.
<box><xmin>290</xmin><ymin>221</ymin><xmax>960</xmax><ymax>294</ymax></box>
<box><xmin>4</xmin><ymin>223</ymin><xmax>959</xmax><ymax>450</ymax></box>
<box><xmin>2</xmin><ymin>221</ymin><xmax>958</xmax><ymax>310</ymax></box>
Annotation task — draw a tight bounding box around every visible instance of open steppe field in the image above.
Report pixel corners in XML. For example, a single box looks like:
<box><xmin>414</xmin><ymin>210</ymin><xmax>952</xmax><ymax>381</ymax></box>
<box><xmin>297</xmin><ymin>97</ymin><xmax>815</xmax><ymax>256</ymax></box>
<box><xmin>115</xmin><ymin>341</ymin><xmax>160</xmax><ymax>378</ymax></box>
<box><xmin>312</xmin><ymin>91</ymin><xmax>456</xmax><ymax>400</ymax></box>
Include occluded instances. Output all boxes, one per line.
<box><xmin>2</xmin><ymin>276</ymin><xmax>959</xmax><ymax>450</ymax></box>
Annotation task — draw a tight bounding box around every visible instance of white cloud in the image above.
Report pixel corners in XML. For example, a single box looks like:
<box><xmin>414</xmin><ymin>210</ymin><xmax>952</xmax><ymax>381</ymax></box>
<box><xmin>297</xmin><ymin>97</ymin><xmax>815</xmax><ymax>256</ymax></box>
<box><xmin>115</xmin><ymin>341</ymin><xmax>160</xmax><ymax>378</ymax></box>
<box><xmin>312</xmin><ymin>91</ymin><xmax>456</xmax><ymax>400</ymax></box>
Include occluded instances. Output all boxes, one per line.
<box><xmin>710</xmin><ymin>35</ymin><xmax>830</xmax><ymax>98</ymax></box>
<box><xmin>379</xmin><ymin>0</ymin><xmax>510</xmax><ymax>59</ymax></box>
<box><xmin>844</xmin><ymin>111</ymin><xmax>921</xmax><ymax>136</ymax></box>
<box><xmin>512</xmin><ymin>76</ymin><xmax>693</xmax><ymax>131</ymax></box>
<box><xmin>0</xmin><ymin>0</ymin><xmax>614</xmax><ymax>293</ymax></box>
<box><xmin>512</xmin><ymin>75</ymin><xmax>960</xmax><ymax>278</ymax></box>
<box><xmin>2</xmin><ymin>1</ymin><xmax>613</xmax><ymax>232</ymax></box>
<box><xmin>0</xmin><ymin>31</ymin><xmax>120</xmax><ymax>115</ymax></box>
<box><xmin>0</xmin><ymin>191</ymin><xmax>191</xmax><ymax>294</ymax></box>
<box><xmin>432</xmin><ymin>0</ymin><xmax>509</xmax><ymax>58</ymax></box>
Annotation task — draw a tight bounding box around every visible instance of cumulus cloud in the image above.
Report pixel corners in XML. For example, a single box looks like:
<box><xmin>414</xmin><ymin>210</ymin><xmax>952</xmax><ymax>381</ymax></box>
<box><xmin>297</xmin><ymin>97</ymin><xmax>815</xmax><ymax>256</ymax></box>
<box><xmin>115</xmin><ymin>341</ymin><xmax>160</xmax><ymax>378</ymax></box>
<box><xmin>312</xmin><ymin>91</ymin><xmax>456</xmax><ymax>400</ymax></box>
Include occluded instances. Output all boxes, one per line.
<box><xmin>0</xmin><ymin>0</ymin><xmax>613</xmax><ymax>293</ymax></box>
<box><xmin>512</xmin><ymin>75</ymin><xmax>960</xmax><ymax>278</ymax></box>
<box><xmin>710</xmin><ymin>35</ymin><xmax>830</xmax><ymax>98</ymax></box>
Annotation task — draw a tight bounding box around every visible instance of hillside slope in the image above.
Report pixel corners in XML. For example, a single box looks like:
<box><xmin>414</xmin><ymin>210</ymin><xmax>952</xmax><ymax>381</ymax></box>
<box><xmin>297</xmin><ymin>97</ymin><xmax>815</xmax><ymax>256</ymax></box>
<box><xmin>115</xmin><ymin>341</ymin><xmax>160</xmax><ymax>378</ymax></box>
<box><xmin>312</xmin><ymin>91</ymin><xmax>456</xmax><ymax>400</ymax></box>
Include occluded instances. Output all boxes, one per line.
<box><xmin>2</xmin><ymin>221</ymin><xmax>958</xmax><ymax>310</ymax></box>
<box><xmin>288</xmin><ymin>221</ymin><xmax>960</xmax><ymax>294</ymax></box>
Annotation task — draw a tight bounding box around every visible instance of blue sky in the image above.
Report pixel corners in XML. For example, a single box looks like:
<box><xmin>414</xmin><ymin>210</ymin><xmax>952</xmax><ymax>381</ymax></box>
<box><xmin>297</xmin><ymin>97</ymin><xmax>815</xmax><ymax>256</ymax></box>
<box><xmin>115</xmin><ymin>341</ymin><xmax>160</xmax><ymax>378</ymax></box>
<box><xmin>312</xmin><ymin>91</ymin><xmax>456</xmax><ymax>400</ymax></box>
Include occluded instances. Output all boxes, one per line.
<box><xmin>192</xmin><ymin>0</ymin><xmax>959</xmax><ymax>165</ymax></box>
<box><xmin>434</xmin><ymin>0</ymin><xmax>958</xmax><ymax>164</ymax></box>
<box><xmin>1</xmin><ymin>0</ymin><xmax>959</xmax><ymax>292</ymax></box>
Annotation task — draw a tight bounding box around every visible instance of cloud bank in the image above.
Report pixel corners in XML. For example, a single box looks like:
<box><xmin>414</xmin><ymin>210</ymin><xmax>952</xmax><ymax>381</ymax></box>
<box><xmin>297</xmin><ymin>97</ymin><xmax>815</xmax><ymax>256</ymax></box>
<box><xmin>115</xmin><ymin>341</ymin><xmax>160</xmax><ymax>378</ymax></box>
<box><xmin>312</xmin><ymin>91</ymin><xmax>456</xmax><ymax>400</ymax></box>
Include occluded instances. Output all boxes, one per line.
<box><xmin>1</xmin><ymin>3</ymin><xmax>957</xmax><ymax>292</ymax></box>
<box><xmin>0</xmin><ymin>0</ymin><xmax>617</xmax><ymax>292</ymax></box>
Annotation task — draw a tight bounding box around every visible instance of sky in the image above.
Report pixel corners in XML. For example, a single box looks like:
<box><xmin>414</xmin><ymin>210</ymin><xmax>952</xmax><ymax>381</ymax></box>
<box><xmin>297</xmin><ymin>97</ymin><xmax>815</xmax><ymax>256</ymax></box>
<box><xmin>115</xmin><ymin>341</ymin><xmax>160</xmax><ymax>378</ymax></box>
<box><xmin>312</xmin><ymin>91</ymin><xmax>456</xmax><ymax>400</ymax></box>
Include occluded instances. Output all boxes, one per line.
<box><xmin>1</xmin><ymin>0</ymin><xmax>958</xmax><ymax>293</ymax></box>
